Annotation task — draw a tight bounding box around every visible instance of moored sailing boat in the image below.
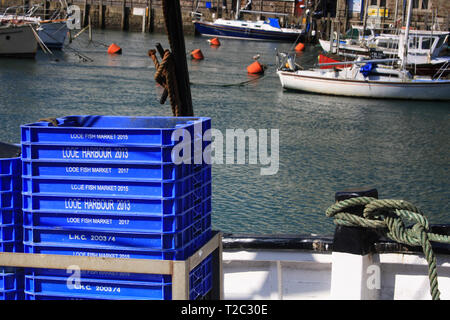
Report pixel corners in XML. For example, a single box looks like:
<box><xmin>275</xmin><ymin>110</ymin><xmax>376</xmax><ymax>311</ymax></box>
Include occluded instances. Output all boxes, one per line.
<box><xmin>276</xmin><ymin>0</ymin><xmax>450</xmax><ymax>101</ymax></box>
<box><xmin>0</xmin><ymin>22</ymin><xmax>38</xmax><ymax>58</ymax></box>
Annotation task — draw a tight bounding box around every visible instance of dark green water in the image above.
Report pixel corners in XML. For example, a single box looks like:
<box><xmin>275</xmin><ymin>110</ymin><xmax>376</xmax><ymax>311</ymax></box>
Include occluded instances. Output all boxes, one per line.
<box><xmin>0</xmin><ymin>30</ymin><xmax>448</xmax><ymax>236</ymax></box>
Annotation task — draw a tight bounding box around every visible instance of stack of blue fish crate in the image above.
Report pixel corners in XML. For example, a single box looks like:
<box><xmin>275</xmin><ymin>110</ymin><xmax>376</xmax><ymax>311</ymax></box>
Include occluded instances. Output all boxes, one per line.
<box><xmin>0</xmin><ymin>154</ymin><xmax>24</xmax><ymax>300</ymax></box>
<box><xmin>20</xmin><ymin>115</ymin><xmax>212</xmax><ymax>300</ymax></box>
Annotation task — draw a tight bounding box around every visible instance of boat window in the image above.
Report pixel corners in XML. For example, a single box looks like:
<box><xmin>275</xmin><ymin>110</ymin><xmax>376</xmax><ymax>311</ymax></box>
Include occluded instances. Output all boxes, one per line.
<box><xmin>241</xmin><ymin>23</ymin><xmax>247</xmax><ymax>26</ymax></box>
<box><xmin>345</xmin><ymin>28</ymin><xmax>360</xmax><ymax>39</ymax></box>
<box><xmin>364</xmin><ymin>29</ymin><xmax>373</xmax><ymax>37</ymax></box>
<box><xmin>435</xmin><ymin>35</ymin><xmax>446</xmax><ymax>51</ymax></box>
<box><xmin>377</xmin><ymin>38</ymin><xmax>398</xmax><ymax>49</ymax></box>
<box><xmin>421</xmin><ymin>37</ymin><xmax>433</xmax><ymax>50</ymax></box>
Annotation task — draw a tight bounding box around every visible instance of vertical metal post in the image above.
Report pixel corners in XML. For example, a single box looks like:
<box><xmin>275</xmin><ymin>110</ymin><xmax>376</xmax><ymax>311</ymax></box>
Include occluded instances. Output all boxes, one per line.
<box><xmin>88</xmin><ymin>14</ymin><xmax>92</xmax><ymax>41</ymax></box>
<box><xmin>99</xmin><ymin>0</ymin><xmax>103</xmax><ymax>29</ymax></box>
<box><xmin>121</xmin><ymin>0</ymin><xmax>126</xmax><ymax>30</ymax></box>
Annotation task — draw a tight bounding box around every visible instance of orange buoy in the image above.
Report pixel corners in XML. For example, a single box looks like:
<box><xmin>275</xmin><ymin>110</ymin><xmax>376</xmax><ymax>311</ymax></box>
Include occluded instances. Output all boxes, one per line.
<box><xmin>295</xmin><ymin>42</ymin><xmax>305</xmax><ymax>52</ymax></box>
<box><xmin>208</xmin><ymin>37</ymin><xmax>220</xmax><ymax>46</ymax></box>
<box><xmin>247</xmin><ymin>61</ymin><xmax>264</xmax><ymax>74</ymax></box>
<box><xmin>191</xmin><ymin>49</ymin><xmax>204</xmax><ymax>60</ymax></box>
<box><xmin>107</xmin><ymin>43</ymin><xmax>122</xmax><ymax>54</ymax></box>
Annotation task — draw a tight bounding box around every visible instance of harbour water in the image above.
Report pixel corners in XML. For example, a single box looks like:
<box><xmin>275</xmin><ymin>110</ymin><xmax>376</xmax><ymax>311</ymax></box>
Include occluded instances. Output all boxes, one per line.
<box><xmin>0</xmin><ymin>30</ymin><xmax>448</xmax><ymax>236</ymax></box>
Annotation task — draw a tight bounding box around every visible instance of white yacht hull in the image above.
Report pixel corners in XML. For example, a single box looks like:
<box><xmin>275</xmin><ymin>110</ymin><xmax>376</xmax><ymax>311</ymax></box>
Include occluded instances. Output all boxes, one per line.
<box><xmin>0</xmin><ymin>24</ymin><xmax>38</xmax><ymax>58</ymax></box>
<box><xmin>277</xmin><ymin>70</ymin><xmax>450</xmax><ymax>101</ymax></box>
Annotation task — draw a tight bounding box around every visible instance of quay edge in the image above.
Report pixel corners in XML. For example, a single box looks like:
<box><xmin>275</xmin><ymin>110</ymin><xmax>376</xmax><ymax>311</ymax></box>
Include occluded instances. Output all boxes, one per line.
<box><xmin>1</xmin><ymin>0</ymin><xmax>448</xmax><ymax>38</ymax></box>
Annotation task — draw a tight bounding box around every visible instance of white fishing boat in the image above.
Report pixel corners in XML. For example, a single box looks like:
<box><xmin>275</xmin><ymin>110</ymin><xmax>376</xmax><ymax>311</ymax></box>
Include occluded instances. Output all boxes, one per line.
<box><xmin>319</xmin><ymin>26</ymin><xmax>449</xmax><ymax>67</ymax></box>
<box><xmin>0</xmin><ymin>23</ymin><xmax>38</xmax><ymax>58</ymax></box>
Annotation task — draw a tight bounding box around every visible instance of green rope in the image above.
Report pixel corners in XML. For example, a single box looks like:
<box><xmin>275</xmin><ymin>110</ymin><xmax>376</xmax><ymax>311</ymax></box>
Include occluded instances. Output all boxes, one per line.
<box><xmin>326</xmin><ymin>197</ymin><xmax>450</xmax><ymax>300</ymax></box>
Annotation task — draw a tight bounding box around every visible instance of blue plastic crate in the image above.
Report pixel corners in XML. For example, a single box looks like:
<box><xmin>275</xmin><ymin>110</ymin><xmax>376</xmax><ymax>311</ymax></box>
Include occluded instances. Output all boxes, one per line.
<box><xmin>0</xmin><ymin>271</ymin><xmax>24</xmax><ymax>291</ymax></box>
<box><xmin>22</xmin><ymin>193</ymin><xmax>199</xmax><ymax>216</ymax></box>
<box><xmin>23</xmin><ymin>215</ymin><xmax>210</xmax><ymax>251</ymax></box>
<box><xmin>26</xmin><ymin>268</ymin><xmax>170</xmax><ymax>283</ymax></box>
<box><xmin>21</xmin><ymin>143</ymin><xmax>179</xmax><ymax>163</ymax></box>
<box><xmin>25</xmin><ymin>293</ymin><xmax>89</xmax><ymax>300</ymax></box>
<box><xmin>21</xmin><ymin>115</ymin><xmax>210</xmax><ymax>146</ymax></box>
<box><xmin>22</xmin><ymin>168</ymin><xmax>209</xmax><ymax>198</ymax></box>
<box><xmin>0</xmin><ymin>191</ymin><xmax>21</xmax><ymax>209</ymax></box>
<box><xmin>26</xmin><ymin>253</ymin><xmax>210</xmax><ymax>286</ymax></box>
<box><xmin>0</xmin><ymin>224</ymin><xmax>23</xmax><ymax>242</ymax></box>
<box><xmin>23</xmin><ymin>200</ymin><xmax>211</xmax><ymax>233</ymax></box>
<box><xmin>24</xmin><ymin>252</ymin><xmax>212</xmax><ymax>300</ymax></box>
<box><xmin>23</xmin><ymin>209</ymin><xmax>193</xmax><ymax>233</ymax></box>
<box><xmin>0</xmin><ymin>157</ymin><xmax>21</xmax><ymax>176</ymax></box>
<box><xmin>0</xmin><ymin>208</ymin><xmax>22</xmax><ymax>225</ymax></box>
<box><xmin>0</xmin><ymin>289</ymin><xmax>24</xmax><ymax>300</ymax></box>
<box><xmin>0</xmin><ymin>240</ymin><xmax>23</xmax><ymax>253</ymax></box>
<box><xmin>25</xmin><ymin>275</ymin><xmax>173</xmax><ymax>300</ymax></box>
<box><xmin>0</xmin><ymin>175</ymin><xmax>21</xmax><ymax>193</ymax></box>
<box><xmin>22</xmin><ymin>160</ymin><xmax>195</xmax><ymax>180</ymax></box>
<box><xmin>23</xmin><ymin>228</ymin><xmax>211</xmax><ymax>260</ymax></box>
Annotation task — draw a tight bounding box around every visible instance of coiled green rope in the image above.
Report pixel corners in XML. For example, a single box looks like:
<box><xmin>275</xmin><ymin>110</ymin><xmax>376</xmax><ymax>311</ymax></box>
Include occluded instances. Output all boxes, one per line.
<box><xmin>326</xmin><ymin>197</ymin><xmax>450</xmax><ymax>300</ymax></box>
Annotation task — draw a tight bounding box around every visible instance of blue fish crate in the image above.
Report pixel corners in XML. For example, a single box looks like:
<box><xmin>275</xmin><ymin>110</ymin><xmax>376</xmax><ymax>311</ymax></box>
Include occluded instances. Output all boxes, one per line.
<box><xmin>0</xmin><ymin>175</ymin><xmax>21</xmax><ymax>193</ymax></box>
<box><xmin>23</xmin><ymin>228</ymin><xmax>212</xmax><ymax>260</ymax></box>
<box><xmin>21</xmin><ymin>143</ymin><xmax>182</xmax><ymax>163</ymax></box>
<box><xmin>21</xmin><ymin>190</ymin><xmax>211</xmax><ymax>216</ymax></box>
<box><xmin>0</xmin><ymin>271</ymin><xmax>24</xmax><ymax>291</ymax></box>
<box><xmin>23</xmin><ymin>214</ymin><xmax>211</xmax><ymax>251</ymax></box>
<box><xmin>24</xmin><ymin>253</ymin><xmax>212</xmax><ymax>300</ymax></box>
<box><xmin>0</xmin><ymin>289</ymin><xmax>24</xmax><ymax>300</ymax></box>
<box><xmin>0</xmin><ymin>208</ymin><xmax>22</xmax><ymax>225</ymax></box>
<box><xmin>0</xmin><ymin>224</ymin><xmax>23</xmax><ymax>242</ymax></box>
<box><xmin>0</xmin><ymin>191</ymin><xmax>21</xmax><ymax>210</ymax></box>
<box><xmin>23</xmin><ymin>197</ymin><xmax>211</xmax><ymax>233</ymax></box>
<box><xmin>0</xmin><ymin>157</ymin><xmax>21</xmax><ymax>176</ymax></box>
<box><xmin>22</xmin><ymin>160</ymin><xmax>196</xmax><ymax>181</ymax></box>
<box><xmin>22</xmin><ymin>167</ymin><xmax>209</xmax><ymax>198</ymax></box>
<box><xmin>25</xmin><ymin>275</ymin><xmax>172</xmax><ymax>300</ymax></box>
<box><xmin>0</xmin><ymin>240</ymin><xmax>23</xmax><ymax>253</ymax></box>
<box><xmin>21</xmin><ymin>115</ymin><xmax>211</xmax><ymax>147</ymax></box>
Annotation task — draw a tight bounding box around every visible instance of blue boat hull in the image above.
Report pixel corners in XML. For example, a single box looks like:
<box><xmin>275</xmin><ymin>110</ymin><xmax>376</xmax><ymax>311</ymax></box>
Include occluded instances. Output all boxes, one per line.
<box><xmin>193</xmin><ymin>21</ymin><xmax>304</xmax><ymax>42</ymax></box>
<box><xmin>38</xmin><ymin>22</ymin><xmax>68</xmax><ymax>50</ymax></box>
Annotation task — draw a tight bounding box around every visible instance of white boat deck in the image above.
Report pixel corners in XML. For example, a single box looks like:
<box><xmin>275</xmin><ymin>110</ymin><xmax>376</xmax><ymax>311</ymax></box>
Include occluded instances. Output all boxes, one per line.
<box><xmin>221</xmin><ymin>235</ymin><xmax>450</xmax><ymax>300</ymax></box>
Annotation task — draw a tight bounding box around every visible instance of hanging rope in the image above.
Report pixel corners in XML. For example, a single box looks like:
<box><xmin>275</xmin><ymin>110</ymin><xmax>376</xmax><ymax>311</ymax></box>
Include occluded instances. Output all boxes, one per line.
<box><xmin>326</xmin><ymin>197</ymin><xmax>450</xmax><ymax>300</ymax></box>
<box><xmin>38</xmin><ymin>117</ymin><xmax>59</xmax><ymax>127</ymax></box>
<box><xmin>148</xmin><ymin>49</ymin><xmax>182</xmax><ymax>117</ymax></box>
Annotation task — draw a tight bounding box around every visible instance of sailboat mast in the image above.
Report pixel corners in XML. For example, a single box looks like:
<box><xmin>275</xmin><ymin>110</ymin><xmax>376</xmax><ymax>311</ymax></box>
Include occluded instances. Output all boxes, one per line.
<box><xmin>401</xmin><ymin>0</ymin><xmax>413</xmax><ymax>70</ymax></box>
